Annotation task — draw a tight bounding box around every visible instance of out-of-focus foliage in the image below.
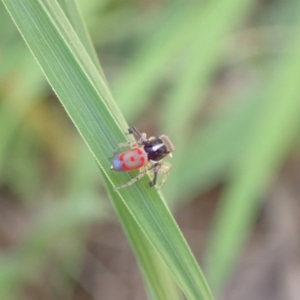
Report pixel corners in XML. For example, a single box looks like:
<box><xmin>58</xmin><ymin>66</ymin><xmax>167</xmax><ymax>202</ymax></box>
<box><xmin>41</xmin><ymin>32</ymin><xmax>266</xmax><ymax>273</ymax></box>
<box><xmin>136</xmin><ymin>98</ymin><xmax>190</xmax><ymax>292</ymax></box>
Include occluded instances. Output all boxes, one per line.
<box><xmin>9</xmin><ymin>0</ymin><xmax>215</xmax><ymax>299</ymax></box>
<box><xmin>1</xmin><ymin>0</ymin><xmax>300</xmax><ymax>299</ymax></box>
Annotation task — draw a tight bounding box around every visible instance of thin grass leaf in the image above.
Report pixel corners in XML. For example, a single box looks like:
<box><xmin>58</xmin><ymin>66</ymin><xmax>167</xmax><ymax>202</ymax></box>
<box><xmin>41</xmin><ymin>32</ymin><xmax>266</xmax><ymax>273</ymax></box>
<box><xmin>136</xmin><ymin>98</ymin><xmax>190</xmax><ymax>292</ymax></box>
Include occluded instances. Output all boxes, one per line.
<box><xmin>161</xmin><ymin>0</ymin><xmax>257</xmax><ymax>201</ymax></box>
<box><xmin>205</xmin><ymin>26</ymin><xmax>300</xmax><ymax>293</ymax></box>
<box><xmin>113</xmin><ymin>2</ymin><xmax>207</xmax><ymax>120</ymax></box>
<box><xmin>168</xmin><ymin>93</ymin><xmax>263</xmax><ymax>202</ymax></box>
<box><xmin>2</xmin><ymin>1</ymin><xmax>213</xmax><ymax>299</ymax></box>
<box><xmin>163</xmin><ymin>0</ymin><xmax>257</xmax><ymax>135</ymax></box>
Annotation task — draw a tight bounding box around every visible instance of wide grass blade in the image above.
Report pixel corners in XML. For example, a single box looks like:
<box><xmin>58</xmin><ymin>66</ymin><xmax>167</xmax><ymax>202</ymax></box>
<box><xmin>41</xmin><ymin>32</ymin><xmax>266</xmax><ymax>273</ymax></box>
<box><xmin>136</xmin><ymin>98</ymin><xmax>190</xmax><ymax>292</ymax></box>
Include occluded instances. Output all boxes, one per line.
<box><xmin>2</xmin><ymin>0</ymin><xmax>213</xmax><ymax>299</ymax></box>
<box><xmin>58</xmin><ymin>1</ymin><xmax>181</xmax><ymax>298</ymax></box>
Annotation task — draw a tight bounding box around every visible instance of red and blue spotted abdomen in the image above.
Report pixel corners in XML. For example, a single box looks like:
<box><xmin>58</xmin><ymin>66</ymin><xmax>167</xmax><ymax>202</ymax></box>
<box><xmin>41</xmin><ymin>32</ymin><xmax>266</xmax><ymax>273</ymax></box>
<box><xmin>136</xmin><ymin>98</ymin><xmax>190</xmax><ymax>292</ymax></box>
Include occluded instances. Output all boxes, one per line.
<box><xmin>111</xmin><ymin>147</ymin><xmax>148</xmax><ymax>171</ymax></box>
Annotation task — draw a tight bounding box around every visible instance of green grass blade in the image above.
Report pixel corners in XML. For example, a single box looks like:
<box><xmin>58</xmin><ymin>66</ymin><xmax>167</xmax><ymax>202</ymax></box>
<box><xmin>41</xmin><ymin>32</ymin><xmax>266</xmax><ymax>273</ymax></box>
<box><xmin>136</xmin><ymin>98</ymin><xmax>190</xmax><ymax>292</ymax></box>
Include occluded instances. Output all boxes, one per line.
<box><xmin>205</xmin><ymin>27</ymin><xmax>300</xmax><ymax>293</ymax></box>
<box><xmin>57</xmin><ymin>0</ymin><xmax>101</xmax><ymax>72</ymax></box>
<box><xmin>2</xmin><ymin>1</ymin><xmax>213</xmax><ymax>299</ymax></box>
<box><xmin>58</xmin><ymin>1</ymin><xmax>181</xmax><ymax>298</ymax></box>
<box><xmin>163</xmin><ymin>0</ymin><xmax>256</xmax><ymax>136</ymax></box>
<box><xmin>56</xmin><ymin>0</ymin><xmax>128</xmax><ymax>131</ymax></box>
<box><xmin>161</xmin><ymin>0</ymin><xmax>257</xmax><ymax>202</ymax></box>
<box><xmin>105</xmin><ymin>176</ymin><xmax>182</xmax><ymax>300</ymax></box>
<box><xmin>113</xmin><ymin>2</ymin><xmax>206</xmax><ymax>120</ymax></box>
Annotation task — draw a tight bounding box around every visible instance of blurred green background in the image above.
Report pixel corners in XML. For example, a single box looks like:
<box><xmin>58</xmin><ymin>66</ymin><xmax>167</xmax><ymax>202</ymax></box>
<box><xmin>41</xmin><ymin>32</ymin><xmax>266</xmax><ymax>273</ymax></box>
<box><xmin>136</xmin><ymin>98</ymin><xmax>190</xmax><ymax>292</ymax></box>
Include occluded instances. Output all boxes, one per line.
<box><xmin>1</xmin><ymin>0</ymin><xmax>300</xmax><ymax>299</ymax></box>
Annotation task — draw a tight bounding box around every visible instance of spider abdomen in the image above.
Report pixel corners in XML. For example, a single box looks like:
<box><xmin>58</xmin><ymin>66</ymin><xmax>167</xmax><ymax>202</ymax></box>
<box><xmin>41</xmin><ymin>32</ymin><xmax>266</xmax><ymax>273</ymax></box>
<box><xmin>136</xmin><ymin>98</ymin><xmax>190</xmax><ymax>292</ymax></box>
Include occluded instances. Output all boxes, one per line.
<box><xmin>111</xmin><ymin>147</ymin><xmax>148</xmax><ymax>171</ymax></box>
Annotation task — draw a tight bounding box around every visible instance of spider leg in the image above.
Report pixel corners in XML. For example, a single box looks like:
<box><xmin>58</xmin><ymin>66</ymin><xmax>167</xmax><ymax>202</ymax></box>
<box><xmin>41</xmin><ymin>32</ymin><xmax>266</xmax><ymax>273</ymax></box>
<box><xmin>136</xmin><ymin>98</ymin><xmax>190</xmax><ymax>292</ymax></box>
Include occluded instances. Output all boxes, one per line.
<box><xmin>149</xmin><ymin>163</ymin><xmax>161</xmax><ymax>187</ymax></box>
<box><xmin>114</xmin><ymin>168</ymin><xmax>148</xmax><ymax>190</ymax></box>
<box><xmin>128</xmin><ymin>127</ymin><xmax>147</xmax><ymax>144</ymax></box>
<box><xmin>155</xmin><ymin>162</ymin><xmax>171</xmax><ymax>189</ymax></box>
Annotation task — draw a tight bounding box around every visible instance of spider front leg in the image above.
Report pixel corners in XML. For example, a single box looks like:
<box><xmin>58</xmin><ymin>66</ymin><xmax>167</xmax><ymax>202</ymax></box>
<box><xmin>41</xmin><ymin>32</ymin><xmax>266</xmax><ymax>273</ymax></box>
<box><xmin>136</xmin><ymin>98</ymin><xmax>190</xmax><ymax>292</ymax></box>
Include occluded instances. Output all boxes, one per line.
<box><xmin>128</xmin><ymin>126</ymin><xmax>147</xmax><ymax>145</ymax></box>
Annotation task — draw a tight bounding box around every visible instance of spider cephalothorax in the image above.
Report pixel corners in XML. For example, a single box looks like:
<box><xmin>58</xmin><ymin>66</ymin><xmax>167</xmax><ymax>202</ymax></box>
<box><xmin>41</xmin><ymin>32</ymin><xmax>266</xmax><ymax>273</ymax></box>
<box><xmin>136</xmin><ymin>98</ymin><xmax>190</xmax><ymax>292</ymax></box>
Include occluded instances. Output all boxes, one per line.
<box><xmin>110</xmin><ymin>127</ymin><xmax>174</xmax><ymax>190</ymax></box>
